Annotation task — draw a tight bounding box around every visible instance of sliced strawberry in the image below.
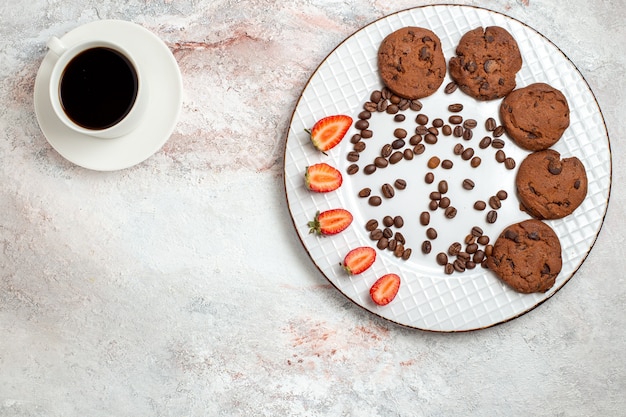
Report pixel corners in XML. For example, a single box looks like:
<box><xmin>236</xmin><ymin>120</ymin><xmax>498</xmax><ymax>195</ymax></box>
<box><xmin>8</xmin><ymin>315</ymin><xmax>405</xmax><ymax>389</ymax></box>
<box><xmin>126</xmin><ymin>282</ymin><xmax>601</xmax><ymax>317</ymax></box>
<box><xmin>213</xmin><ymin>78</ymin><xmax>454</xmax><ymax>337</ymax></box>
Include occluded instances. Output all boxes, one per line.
<box><xmin>370</xmin><ymin>273</ymin><xmax>401</xmax><ymax>306</ymax></box>
<box><xmin>305</xmin><ymin>163</ymin><xmax>342</xmax><ymax>193</ymax></box>
<box><xmin>306</xmin><ymin>115</ymin><xmax>353</xmax><ymax>153</ymax></box>
<box><xmin>307</xmin><ymin>209</ymin><xmax>353</xmax><ymax>236</ymax></box>
<box><xmin>343</xmin><ymin>247</ymin><xmax>376</xmax><ymax>275</ymax></box>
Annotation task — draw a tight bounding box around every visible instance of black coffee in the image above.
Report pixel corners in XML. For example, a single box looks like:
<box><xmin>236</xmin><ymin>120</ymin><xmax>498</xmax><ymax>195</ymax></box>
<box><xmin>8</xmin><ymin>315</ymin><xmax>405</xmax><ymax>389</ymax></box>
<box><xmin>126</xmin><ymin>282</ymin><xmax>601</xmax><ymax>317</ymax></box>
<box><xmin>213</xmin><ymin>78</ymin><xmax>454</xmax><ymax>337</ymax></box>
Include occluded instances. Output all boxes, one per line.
<box><xmin>60</xmin><ymin>47</ymin><xmax>138</xmax><ymax>130</ymax></box>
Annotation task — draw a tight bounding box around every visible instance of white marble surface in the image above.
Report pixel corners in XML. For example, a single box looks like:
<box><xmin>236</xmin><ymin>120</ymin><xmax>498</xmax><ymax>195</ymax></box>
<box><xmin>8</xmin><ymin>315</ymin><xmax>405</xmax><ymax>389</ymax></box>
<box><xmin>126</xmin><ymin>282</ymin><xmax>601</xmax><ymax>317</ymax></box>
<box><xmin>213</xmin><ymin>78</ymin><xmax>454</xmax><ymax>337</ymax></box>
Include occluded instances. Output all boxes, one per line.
<box><xmin>0</xmin><ymin>0</ymin><xmax>624</xmax><ymax>415</ymax></box>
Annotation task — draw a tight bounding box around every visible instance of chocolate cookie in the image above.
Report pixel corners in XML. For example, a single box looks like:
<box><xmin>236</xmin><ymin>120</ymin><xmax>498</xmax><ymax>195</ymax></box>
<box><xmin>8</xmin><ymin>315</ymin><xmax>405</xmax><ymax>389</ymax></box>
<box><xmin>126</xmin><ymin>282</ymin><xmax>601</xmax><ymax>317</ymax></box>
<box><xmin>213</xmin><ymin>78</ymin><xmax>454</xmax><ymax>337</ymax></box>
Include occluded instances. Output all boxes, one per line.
<box><xmin>378</xmin><ymin>27</ymin><xmax>446</xmax><ymax>100</ymax></box>
<box><xmin>448</xmin><ymin>26</ymin><xmax>522</xmax><ymax>101</ymax></box>
<box><xmin>500</xmin><ymin>83</ymin><xmax>570</xmax><ymax>151</ymax></box>
<box><xmin>516</xmin><ymin>149</ymin><xmax>588</xmax><ymax>220</ymax></box>
<box><xmin>486</xmin><ymin>219</ymin><xmax>562</xmax><ymax>294</ymax></box>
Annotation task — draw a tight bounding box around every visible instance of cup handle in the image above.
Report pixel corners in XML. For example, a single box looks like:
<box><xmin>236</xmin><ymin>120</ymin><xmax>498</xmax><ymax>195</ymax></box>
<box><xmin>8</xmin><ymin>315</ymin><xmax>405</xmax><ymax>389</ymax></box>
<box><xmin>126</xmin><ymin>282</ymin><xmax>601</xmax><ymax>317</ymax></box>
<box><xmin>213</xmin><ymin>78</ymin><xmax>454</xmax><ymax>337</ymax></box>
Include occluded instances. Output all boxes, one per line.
<box><xmin>47</xmin><ymin>36</ymin><xmax>66</xmax><ymax>56</ymax></box>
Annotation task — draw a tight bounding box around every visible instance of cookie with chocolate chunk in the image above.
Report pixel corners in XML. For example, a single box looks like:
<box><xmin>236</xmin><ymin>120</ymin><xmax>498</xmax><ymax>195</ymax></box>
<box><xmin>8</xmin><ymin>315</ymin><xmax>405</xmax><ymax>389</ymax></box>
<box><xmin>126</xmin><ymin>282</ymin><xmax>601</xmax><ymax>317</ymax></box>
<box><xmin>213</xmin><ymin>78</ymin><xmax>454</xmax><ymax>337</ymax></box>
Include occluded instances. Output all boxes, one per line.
<box><xmin>486</xmin><ymin>219</ymin><xmax>562</xmax><ymax>294</ymax></box>
<box><xmin>500</xmin><ymin>83</ymin><xmax>570</xmax><ymax>151</ymax></box>
<box><xmin>448</xmin><ymin>26</ymin><xmax>522</xmax><ymax>100</ymax></box>
<box><xmin>516</xmin><ymin>149</ymin><xmax>588</xmax><ymax>220</ymax></box>
<box><xmin>378</xmin><ymin>27</ymin><xmax>446</xmax><ymax>100</ymax></box>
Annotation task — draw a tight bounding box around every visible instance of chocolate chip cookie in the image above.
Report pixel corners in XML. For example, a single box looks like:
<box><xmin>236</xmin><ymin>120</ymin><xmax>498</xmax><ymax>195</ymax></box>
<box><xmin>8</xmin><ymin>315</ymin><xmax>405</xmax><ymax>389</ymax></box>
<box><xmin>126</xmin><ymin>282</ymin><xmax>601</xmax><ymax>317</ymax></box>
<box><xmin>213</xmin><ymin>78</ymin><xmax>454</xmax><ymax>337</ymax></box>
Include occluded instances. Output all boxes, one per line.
<box><xmin>378</xmin><ymin>27</ymin><xmax>446</xmax><ymax>100</ymax></box>
<box><xmin>516</xmin><ymin>149</ymin><xmax>588</xmax><ymax>220</ymax></box>
<box><xmin>500</xmin><ymin>83</ymin><xmax>570</xmax><ymax>151</ymax></box>
<box><xmin>448</xmin><ymin>26</ymin><xmax>522</xmax><ymax>101</ymax></box>
<box><xmin>486</xmin><ymin>219</ymin><xmax>562</xmax><ymax>293</ymax></box>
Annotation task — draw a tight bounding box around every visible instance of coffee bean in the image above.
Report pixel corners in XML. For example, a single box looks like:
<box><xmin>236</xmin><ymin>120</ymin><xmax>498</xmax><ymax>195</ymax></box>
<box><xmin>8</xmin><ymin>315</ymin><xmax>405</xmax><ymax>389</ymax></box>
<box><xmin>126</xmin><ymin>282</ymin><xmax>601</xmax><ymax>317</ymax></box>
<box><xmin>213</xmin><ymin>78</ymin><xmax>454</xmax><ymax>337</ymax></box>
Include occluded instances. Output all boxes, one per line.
<box><xmin>366</xmin><ymin>219</ymin><xmax>378</xmax><ymax>231</ymax></box>
<box><xmin>392</xmin><ymin>139</ymin><xmax>405</xmax><ymax>149</ymax></box>
<box><xmin>347</xmin><ymin>164</ymin><xmax>359</xmax><ymax>175</ymax></box>
<box><xmin>463</xmin><ymin>128</ymin><xmax>473</xmax><ymax>141</ymax></box>
<box><xmin>369</xmin><ymin>196</ymin><xmax>382</xmax><ymax>206</ymax></box>
<box><xmin>438</xmin><ymin>197</ymin><xmax>451</xmax><ymax>209</ymax></box>
<box><xmin>389</xmin><ymin>151</ymin><xmax>403</xmax><ymax>164</ymax></box>
<box><xmin>461</xmin><ymin>148</ymin><xmax>475</xmax><ymax>160</ymax></box>
<box><xmin>402</xmin><ymin>248</ymin><xmax>412</xmax><ymax>260</ymax></box>
<box><xmin>441</xmin><ymin>159</ymin><xmax>453</xmax><ymax>169</ymax></box>
<box><xmin>394</xmin><ymin>216</ymin><xmax>404</xmax><ymax>228</ymax></box>
<box><xmin>454</xmin><ymin>143</ymin><xmax>464</xmax><ymax>155</ymax></box>
<box><xmin>421</xmin><ymin>240</ymin><xmax>432</xmax><ymax>254</ymax></box>
<box><xmin>394</xmin><ymin>128</ymin><xmax>407</xmax><ymax>139</ymax></box>
<box><xmin>444</xmin><ymin>263</ymin><xmax>454</xmax><ymax>274</ymax></box>
<box><xmin>376</xmin><ymin>100</ymin><xmax>388</xmax><ymax>112</ymax></box>
<box><xmin>427</xmin><ymin>156</ymin><xmax>440</xmax><ymax>169</ymax></box>
<box><xmin>444</xmin><ymin>82</ymin><xmax>458</xmax><ymax>94</ymax></box>
<box><xmin>495</xmin><ymin>150</ymin><xmax>506</xmax><ymax>163</ymax></box>
<box><xmin>358</xmin><ymin>110</ymin><xmax>371</xmax><ymax>120</ymax></box>
<box><xmin>410</xmin><ymin>100</ymin><xmax>423</xmax><ymax>111</ymax></box>
<box><xmin>473</xmin><ymin>250</ymin><xmax>485</xmax><ymax>264</ymax></box>
<box><xmin>428</xmin><ymin>126</ymin><xmax>439</xmax><ymax>136</ymax></box>
<box><xmin>425</xmin><ymin>172</ymin><xmax>435</xmax><ymax>184</ymax></box>
<box><xmin>489</xmin><ymin>195</ymin><xmax>502</xmax><ymax>209</ymax></box>
<box><xmin>386</xmin><ymin>104</ymin><xmax>399</xmax><ymax>114</ymax></box>
<box><xmin>363</xmin><ymin>102</ymin><xmax>377</xmax><ymax>112</ymax></box>
<box><xmin>493</xmin><ymin>125</ymin><xmax>505</xmax><ymax>137</ymax></box>
<box><xmin>361</xmin><ymin>129</ymin><xmax>373</xmax><ymax>139</ymax></box>
<box><xmin>394</xmin><ymin>179</ymin><xmax>407</xmax><ymax>190</ymax></box>
<box><xmin>350</xmin><ymin>134</ymin><xmax>362</xmax><ymax>144</ymax></box>
<box><xmin>427</xmin><ymin>228</ymin><xmax>438</xmax><ymax>239</ymax></box>
<box><xmin>382</xmin><ymin>183</ymin><xmax>395</xmax><ymax>199</ymax></box>
<box><xmin>353</xmin><ymin>141</ymin><xmax>366</xmax><ymax>152</ymax></box>
<box><xmin>383</xmin><ymin>215</ymin><xmax>394</xmax><ymax>227</ymax></box>
<box><xmin>453</xmin><ymin>259</ymin><xmax>466</xmax><ymax>272</ymax></box>
<box><xmin>394</xmin><ymin>243</ymin><xmax>405</xmax><ymax>258</ymax></box>
<box><xmin>444</xmin><ymin>206</ymin><xmax>457</xmax><ymax>219</ymax></box>
<box><xmin>398</xmin><ymin>99</ymin><xmax>410</xmax><ymax>111</ymax></box>
<box><xmin>383</xmin><ymin>227</ymin><xmax>393</xmax><ymax>239</ymax></box>
<box><xmin>415</xmin><ymin>125</ymin><xmax>429</xmax><ymax>135</ymax></box>
<box><xmin>462</xmin><ymin>178</ymin><xmax>475</xmax><ymax>190</ymax></box>
<box><xmin>442</xmin><ymin>125</ymin><xmax>452</xmax><ymax>136</ymax></box>
<box><xmin>424</xmin><ymin>133</ymin><xmax>438</xmax><ymax>144</ymax></box>
<box><xmin>374</xmin><ymin>156</ymin><xmax>388</xmax><ymax>168</ymax></box>
<box><xmin>485</xmin><ymin>244</ymin><xmax>494</xmax><ymax>257</ymax></box>
<box><xmin>347</xmin><ymin>151</ymin><xmax>359</xmax><ymax>162</ymax></box>
<box><xmin>453</xmin><ymin>125</ymin><xmax>464</xmax><ymax>137</ymax></box>
<box><xmin>471</xmin><ymin>226</ymin><xmax>483</xmax><ymax>237</ymax></box>
<box><xmin>438</xmin><ymin>180</ymin><xmax>449</xmax><ymax>194</ymax></box>
<box><xmin>463</xmin><ymin>119</ymin><xmax>478</xmax><ymax>129</ymax></box>
<box><xmin>370</xmin><ymin>90</ymin><xmax>382</xmax><ymax>102</ymax></box>
<box><xmin>395</xmin><ymin>232</ymin><xmax>406</xmax><ymax>245</ymax></box>
<box><xmin>449</xmin><ymin>115</ymin><xmax>463</xmax><ymax>124</ymax></box>
<box><xmin>448</xmin><ymin>242</ymin><xmax>462</xmax><ymax>256</ymax></box>
<box><xmin>477</xmin><ymin>235</ymin><xmax>490</xmax><ymax>245</ymax></box>
<box><xmin>364</xmin><ymin>164</ymin><xmax>376</xmax><ymax>175</ymax></box>
<box><xmin>432</xmin><ymin>118</ymin><xmax>444</xmax><ymax>128</ymax></box>
<box><xmin>479</xmin><ymin>136</ymin><xmax>492</xmax><ymax>149</ymax></box>
<box><xmin>465</xmin><ymin>234</ymin><xmax>475</xmax><ymax>245</ymax></box>
<box><xmin>474</xmin><ymin>200</ymin><xmax>486</xmax><ymax>210</ymax></box>
<box><xmin>388</xmin><ymin>239</ymin><xmax>397</xmax><ymax>251</ymax></box>
<box><xmin>381</xmin><ymin>143</ymin><xmax>392</xmax><ymax>157</ymax></box>
<box><xmin>370</xmin><ymin>228</ymin><xmax>383</xmax><ymax>240</ymax></box>
<box><xmin>496</xmin><ymin>190</ymin><xmax>508</xmax><ymax>200</ymax></box>
<box><xmin>429</xmin><ymin>200</ymin><xmax>439</xmax><ymax>210</ymax></box>
<box><xmin>491</xmin><ymin>139</ymin><xmax>505</xmax><ymax>149</ymax></box>
<box><xmin>420</xmin><ymin>211</ymin><xmax>430</xmax><ymax>226</ymax></box>
<box><xmin>436</xmin><ymin>252</ymin><xmax>448</xmax><ymax>265</ymax></box>
<box><xmin>429</xmin><ymin>191</ymin><xmax>442</xmax><ymax>201</ymax></box>
<box><xmin>466</xmin><ymin>243</ymin><xmax>478</xmax><ymax>254</ymax></box>
<box><xmin>409</xmin><ymin>134</ymin><xmax>422</xmax><ymax>146</ymax></box>
<box><xmin>403</xmin><ymin>148</ymin><xmax>414</xmax><ymax>160</ymax></box>
<box><xmin>448</xmin><ymin>103</ymin><xmax>463</xmax><ymax>113</ymax></box>
<box><xmin>416</xmin><ymin>114</ymin><xmax>429</xmax><ymax>125</ymax></box>
<box><xmin>504</xmin><ymin>157</ymin><xmax>516</xmax><ymax>170</ymax></box>
<box><xmin>486</xmin><ymin>210</ymin><xmax>497</xmax><ymax>223</ymax></box>
<box><xmin>471</xmin><ymin>156</ymin><xmax>481</xmax><ymax>168</ymax></box>
<box><xmin>413</xmin><ymin>143</ymin><xmax>426</xmax><ymax>155</ymax></box>
<box><xmin>355</xmin><ymin>119</ymin><xmax>369</xmax><ymax>130</ymax></box>
<box><xmin>377</xmin><ymin>237</ymin><xmax>389</xmax><ymax>250</ymax></box>
<box><xmin>394</xmin><ymin>114</ymin><xmax>406</xmax><ymax>122</ymax></box>
<box><xmin>485</xmin><ymin>117</ymin><xmax>497</xmax><ymax>131</ymax></box>
<box><xmin>358</xmin><ymin>187</ymin><xmax>371</xmax><ymax>198</ymax></box>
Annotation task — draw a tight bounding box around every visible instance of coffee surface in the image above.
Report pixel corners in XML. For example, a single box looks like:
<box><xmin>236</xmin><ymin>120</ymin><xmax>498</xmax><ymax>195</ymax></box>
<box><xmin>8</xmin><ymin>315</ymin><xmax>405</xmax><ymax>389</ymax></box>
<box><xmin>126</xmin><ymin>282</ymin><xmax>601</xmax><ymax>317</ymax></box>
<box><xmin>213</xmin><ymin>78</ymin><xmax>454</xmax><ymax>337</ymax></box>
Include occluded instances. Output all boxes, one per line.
<box><xmin>60</xmin><ymin>47</ymin><xmax>138</xmax><ymax>130</ymax></box>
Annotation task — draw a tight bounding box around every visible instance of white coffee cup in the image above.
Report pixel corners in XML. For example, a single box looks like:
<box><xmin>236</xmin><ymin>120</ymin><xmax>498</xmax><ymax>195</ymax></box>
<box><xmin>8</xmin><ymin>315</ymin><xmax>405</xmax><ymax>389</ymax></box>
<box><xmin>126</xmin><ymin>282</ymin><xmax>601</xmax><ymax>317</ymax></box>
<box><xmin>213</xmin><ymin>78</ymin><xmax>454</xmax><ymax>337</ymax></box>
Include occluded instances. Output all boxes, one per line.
<box><xmin>47</xmin><ymin>36</ymin><xmax>148</xmax><ymax>139</ymax></box>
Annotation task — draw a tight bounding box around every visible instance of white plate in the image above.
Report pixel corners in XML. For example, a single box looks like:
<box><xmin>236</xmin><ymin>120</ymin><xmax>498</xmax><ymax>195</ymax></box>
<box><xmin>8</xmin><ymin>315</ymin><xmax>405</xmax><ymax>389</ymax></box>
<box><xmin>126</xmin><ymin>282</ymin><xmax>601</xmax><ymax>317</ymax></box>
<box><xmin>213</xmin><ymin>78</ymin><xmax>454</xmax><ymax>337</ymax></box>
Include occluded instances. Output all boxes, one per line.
<box><xmin>34</xmin><ymin>20</ymin><xmax>182</xmax><ymax>171</ymax></box>
<box><xmin>283</xmin><ymin>5</ymin><xmax>611</xmax><ymax>332</ymax></box>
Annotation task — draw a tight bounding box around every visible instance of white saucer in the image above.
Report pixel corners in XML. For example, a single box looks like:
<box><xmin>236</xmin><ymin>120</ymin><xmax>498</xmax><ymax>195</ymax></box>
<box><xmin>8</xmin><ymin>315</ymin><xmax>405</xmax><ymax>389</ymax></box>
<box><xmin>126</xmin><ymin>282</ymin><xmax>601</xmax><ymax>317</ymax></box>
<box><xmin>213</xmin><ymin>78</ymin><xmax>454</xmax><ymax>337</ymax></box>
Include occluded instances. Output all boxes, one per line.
<box><xmin>34</xmin><ymin>20</ymin><xmax>183</xmax><ymax>171</ymax></box>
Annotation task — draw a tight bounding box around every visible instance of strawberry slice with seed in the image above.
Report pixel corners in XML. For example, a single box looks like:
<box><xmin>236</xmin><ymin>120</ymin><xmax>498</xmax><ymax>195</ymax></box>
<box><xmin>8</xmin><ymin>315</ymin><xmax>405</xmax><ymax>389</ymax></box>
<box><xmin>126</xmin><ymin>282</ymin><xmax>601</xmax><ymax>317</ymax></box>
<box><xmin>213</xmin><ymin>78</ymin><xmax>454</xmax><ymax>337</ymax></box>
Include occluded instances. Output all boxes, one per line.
<box><xmin>343</xmin><ymin>247</ymin><xmax>376</xmax><ymax>275</ymax></box>
<box><xmin>307</xmin><ymin>209</ymin><xmax>353</xmax><ymax>236</ymax></box>
<box><xmin>306</xmin><ymin>115</ymin><xmax>353</xmax><ymax>153</ymax></box>
<box><xmin>305</xmin><ymin>163</ymin><xmax>342</xmax><ymax>193</ymax></box>
<box><xmin>370</xmin><ymin>273</ymin><xmax>401</xmax><ymax>306</ymax></box>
